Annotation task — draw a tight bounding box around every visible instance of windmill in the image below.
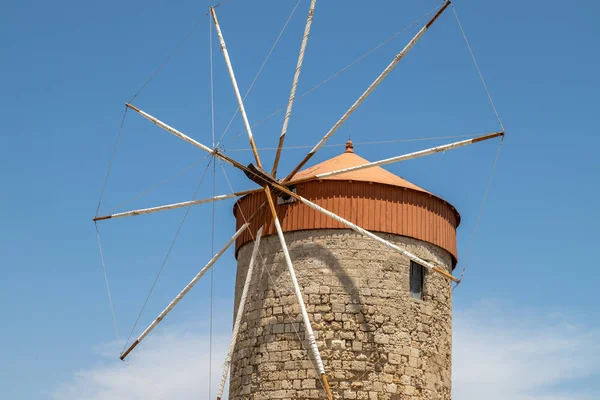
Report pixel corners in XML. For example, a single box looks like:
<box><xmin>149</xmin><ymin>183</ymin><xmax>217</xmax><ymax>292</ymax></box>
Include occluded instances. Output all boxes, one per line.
<box><xmin>94</xmin><ymin>1</ymin><xmax>504</xmax><ymax>399</ymax></box>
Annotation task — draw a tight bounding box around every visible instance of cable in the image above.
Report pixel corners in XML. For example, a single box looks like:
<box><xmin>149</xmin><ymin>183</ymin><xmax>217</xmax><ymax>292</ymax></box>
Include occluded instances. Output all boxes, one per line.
<box><xmin>95</xmin><ymin>223</ymin><xmax>120</xmax><ymax>342</ymax></box>
<box><xmin>209</xmin><ymin>160</ymin><xmax>216</xmax><ymax>398</ymax></box>
<box><xmin>126</xmin><ymin>0</ymin><xmax>238</xmax><ymax>104</ymax></box>
<box><xmin>454</xmin><ymin>138</ymin><xmax>503</xmax><ymax>289</ymax></box>
<box><xmin>96</xmin><ymin>106</ymin><xmax>128</xmax><ymax>217</ymax></box>
<box><xmin>449</xmin><ymin>3</ymin><xmax>505</xmax><ymax>287</ymax></box>
<box><xmin>129</xmin><ymin>16</ymin><xmax>208</xmax><ymax>104</ymax></box>
<box><xmin>121</xmin><ymin>157</ymin><xmax>214</xmax><ymax>355</ymax></box>
<box><xmin>451</xmin><ymin>4</ymin><xmax>504</xmax><ymax>132</ymax></box>
<box><xmin>208</xmin><ymin>19</ymin><xmax>216</xmax><ymax>399</ymax></box>
<box><xmin>94</xmin><ymin>106</ymin><xmax>127</xmax><ymax>342</ymax></box>
<box><xmin>107</xmin><ymin>156</ymin><xmax>209</xmax><ymax>215</ymax></box>
<box><xmin>209</xmin><ymin>0</ymin><xmax>237</xmax><ymax>11</ymax></box>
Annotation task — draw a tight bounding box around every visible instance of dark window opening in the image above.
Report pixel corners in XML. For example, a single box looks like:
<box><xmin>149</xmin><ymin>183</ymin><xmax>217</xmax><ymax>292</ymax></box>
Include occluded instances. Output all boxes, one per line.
<box><xmin>410</xmin><ymin>261</ymin><xmax>424</xmax><ymax>300</ymax></box>
<box><xmin>277</xmin><ymin>186</ymin><xmax>297</xmax><ymax>205</ymax></box>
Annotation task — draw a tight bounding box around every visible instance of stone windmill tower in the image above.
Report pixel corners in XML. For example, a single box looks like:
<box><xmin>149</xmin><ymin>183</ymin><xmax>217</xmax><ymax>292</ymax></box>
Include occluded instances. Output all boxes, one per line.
<box><xmin>94</xmin><ymin>1</ymin><xmax>504</xmax><ymax>399</ymax></box>
<box><xmin>231</xmin><ymin>140</ymin><xmax>459</xmax><ymax>399</ymax></box>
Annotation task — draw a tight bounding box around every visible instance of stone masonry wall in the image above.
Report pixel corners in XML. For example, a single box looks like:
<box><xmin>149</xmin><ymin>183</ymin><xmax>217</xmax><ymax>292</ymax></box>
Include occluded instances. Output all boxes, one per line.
<box><xmin>229</xmin><ymin>229</ymin><xmax>453</xmax><ymax>400</ymax></box>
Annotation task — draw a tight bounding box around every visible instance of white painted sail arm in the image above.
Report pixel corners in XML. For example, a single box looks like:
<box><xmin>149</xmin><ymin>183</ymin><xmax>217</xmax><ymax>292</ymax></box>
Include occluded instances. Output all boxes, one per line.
<box><xmin>138</xmin><ymin>222</ymin><xmax>248</xmax><ymax>343</ymax></box>
<box><xmin>272</xmin><ymin>0</ymin><xmax>317</xmax><ymax>176</ymax></box>
<box><xmin>210</xmin><ymin>7</ymin><xmax>262</xmax><ymax>167</ymax></box>
<box><xmin>94</xmin><ymin>192</ymin><xmax>254</xmax><ymax>221</ymax></box>
<box><xmin>125</xmin><ymin>103</ymin><xmax>249</xmax><ymax>173</ymax></box>
<box><xmin>264</xmin><ymin>188</ymin><xmax>333</xmax><ymax>399</ymax></box>
<box><xmin>284</xmin><ymin>1</ymin><xmax>450</xmax><ymax>182</ymax></box>
<box><xmin>217</xmin><ymin>227</ymin><xmax>263</xmax><ymax>400</ymax></box>
<box><xmin>273</xmin><ymin>218</ymin><xmax>326</xmax><ymax>375</ymax></box>
<box><xmin>314</xmin><ymin>131</ymin><xmax>504</xmax><ymax>180</ymax></box>
<box><xmin>295</xmin><ymin>194</ymin><xmax>458</xmax><ymax>283</ymax></box>
<box><xmin>126</xmin><ymin>103</ymin><xmax>214</xmax><ymax>155</ymax></box>
<box><xmin>120</xmin><ymin>222</ymin><xmax>250</xmax><ymax>360</ymax></box>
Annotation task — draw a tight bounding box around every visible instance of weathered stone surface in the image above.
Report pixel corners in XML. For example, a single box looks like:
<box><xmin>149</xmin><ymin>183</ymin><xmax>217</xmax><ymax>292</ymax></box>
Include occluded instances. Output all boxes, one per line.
<box><xmin>230</xmin><ymin>229</ymin><xmax>452</xmax><ymax>400</ymax></box>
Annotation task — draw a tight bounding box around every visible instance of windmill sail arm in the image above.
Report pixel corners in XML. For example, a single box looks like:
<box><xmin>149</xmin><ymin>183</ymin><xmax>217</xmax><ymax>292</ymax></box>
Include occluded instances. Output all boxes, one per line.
<box><xmin>120</xmin><ymin>204</ymin><xmax>264</xmax><ymax>361</ymax></box>
<box><xmin>126</xmin><ymin>103</ymin><xmax>214</xmax><ymax>154</ymax></box>
<box><xmin>125</xmin><ymin>103</ymin><xmax>249</xmax><ymax>173</ymax></box>
<box><xmin>287</xmin><ymin>131</ymin><xmax>504</xmax><ymax>185</ymax></box>
<box><xmin>272</xmin><ymin>0</ymin><xmax>317</xmax><ymax>177</ymax></box>
<box><xmin>217</xmin><ymin>227</ymin><xmax>263</xmax><ymax>400</ymax></box>
<box><xmin>264</xmin><ymin>187</ymin><xmax>333</xmax><ymax>400</ymax></box>
<box><xmin>94</xmin><ymin>189</ymin><xmax>262</xmax><ymax>222</ymax></box>
<box><xmin>210</xmin><ymin>7</ymin><xmax>262</xmax><ymax>168</ymax></box>
<box><xmin>283</xmin><ymin>0</ymin><xmax>451</xmax><ymax>183</ymax></box>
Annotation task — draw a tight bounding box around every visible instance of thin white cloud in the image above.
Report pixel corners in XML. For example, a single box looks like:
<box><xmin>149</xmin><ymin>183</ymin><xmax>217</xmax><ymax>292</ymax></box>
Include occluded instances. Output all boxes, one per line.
<box><xmin>53</xmin><ymin>302</ymin><xmax>599</xmax><ymax>399</ymax></box>
<box><xmin>51</xmin><ymin>328</ymin><xmax>230</xmax><ymax>400</ymax></box>
<box><xmin>453</xmin><ymin>300</ymin><xmax>600</xmax><ymax>400</ymax></box>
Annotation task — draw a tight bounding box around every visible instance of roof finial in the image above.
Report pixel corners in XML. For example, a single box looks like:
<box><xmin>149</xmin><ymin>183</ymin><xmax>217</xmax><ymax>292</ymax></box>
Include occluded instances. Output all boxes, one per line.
<box><xmin>345</xmin><ymin>139</ymin><xmax>354</xmax><ymax>153</ymax></box>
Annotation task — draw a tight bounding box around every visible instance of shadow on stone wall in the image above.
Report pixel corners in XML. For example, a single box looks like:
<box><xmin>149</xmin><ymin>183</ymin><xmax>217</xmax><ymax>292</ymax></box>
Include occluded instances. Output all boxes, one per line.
<box><xmin>243</xmin><ymin>232</ymin><xmax>364</xmax><ymax>395</ymax></box>
<box><xmin>260</xmin><ymin>233</ymin><xmax>363</xmax><ymax>311</ymax></box>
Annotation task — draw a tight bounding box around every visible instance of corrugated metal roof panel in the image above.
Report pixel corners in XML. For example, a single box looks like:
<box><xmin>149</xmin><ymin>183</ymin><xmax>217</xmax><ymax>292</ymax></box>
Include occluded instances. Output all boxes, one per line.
<box><xmin>234</xmin><ymin>180</ymin><xmax>459</xmax><ymax>267</ymax></box>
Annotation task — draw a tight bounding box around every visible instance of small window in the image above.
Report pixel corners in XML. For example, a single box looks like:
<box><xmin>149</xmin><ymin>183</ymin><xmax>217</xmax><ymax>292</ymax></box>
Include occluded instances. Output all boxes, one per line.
<box><xmin>410</xmin><ymin>261</ymin><xmax>424</xmax><ymax>300</ymax></box>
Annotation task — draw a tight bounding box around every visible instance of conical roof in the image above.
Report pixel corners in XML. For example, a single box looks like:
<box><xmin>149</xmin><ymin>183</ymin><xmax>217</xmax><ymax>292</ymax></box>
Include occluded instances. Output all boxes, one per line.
<box><xmin>292</xmin><ymin>140</ymin><xmax>432</xmax><ymax>195</ymax></box>
<box><xmin>234</xmin><ymin>140</ymin><xmax>460</xmax><ymax>266</ymax></box>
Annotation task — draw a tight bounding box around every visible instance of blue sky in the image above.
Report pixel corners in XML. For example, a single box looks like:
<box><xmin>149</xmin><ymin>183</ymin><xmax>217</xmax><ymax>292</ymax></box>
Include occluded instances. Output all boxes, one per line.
<box><xmin>1</xmin><ymin>0</ymin><xmax>599</xmax><ymax>398</ymax></box>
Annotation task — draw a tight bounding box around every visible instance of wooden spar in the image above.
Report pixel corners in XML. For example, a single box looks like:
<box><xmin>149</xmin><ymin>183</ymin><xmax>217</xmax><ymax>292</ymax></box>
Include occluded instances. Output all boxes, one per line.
<box><xmin>264</xmin><ymin>187</ymin><xmax>333</xmax><ymax>400</ymax></box>
<box><xmin>271</xmin><ymin>0</ymin><xmax>317</xmax><ymax>178</ymax></box>
<box><xmin>216</xmin><ymin>227</ymin><xmax>263</xmax><ymax>400</ymax></box>
<box><xmin>120</xmin><ymin>205</ymin><xmax>264</xmax><ymax>361</ymax></box>
<box><xmin>126</xmin><ymin>103</ymin><xmax>214</xmax><ymax>155</ymax></box>
<box><xmin>119</xmin><ymin>222</ymin><xmax>248</xmax><ymax>360</ymax></box>
<box><xmin>93</xmin><ymin>189</ymin><xmax>263</xmax><ymax>222</ymax></box>
<box><xmin>210</xmin><ymin>7</ymin><xmax>263</xmax><ymax>168</ymax></box>
<box><xmin>283</xmin><ymin>0</ymin><xmax>451</xmax><ymax>182</ymax></box>
<box><xmin>125</xmin><ymin>103</ymin><xmax>252</xmax><ymax>174</ymax></box>
<box><xmin>287</xmin><ymin>131</ymin><xmax>504</xmax><ymax>185</ymax></box>
<box><xmin>270</xmin><ymin>182</ymin><xmax>459</xmax><ymax>283</ymax></box>
<box><xmin>315</xmin><ymin>131</ymin><xmax>504</xmax><ymax>179</ymax></box>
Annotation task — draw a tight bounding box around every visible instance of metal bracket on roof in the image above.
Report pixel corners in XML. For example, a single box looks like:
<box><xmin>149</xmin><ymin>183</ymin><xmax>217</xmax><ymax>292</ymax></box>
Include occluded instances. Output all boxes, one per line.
<box><xmin>244</xmin><ymin>163</ymin><xmax>290</xmax><ymax>198</ymax></box>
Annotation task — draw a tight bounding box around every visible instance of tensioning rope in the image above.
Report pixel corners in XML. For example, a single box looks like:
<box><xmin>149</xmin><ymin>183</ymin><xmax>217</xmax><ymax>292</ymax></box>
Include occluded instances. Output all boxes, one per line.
<box><xmin>94</xmin><ymin>106</ymin><xmax>129</xmax><ymax>345</ymax></box>
<box><xmin>208</xmin><ymin>16</ymin><xmax>216</xmax><ymax>398</ymax></box>
<box><xmin>450</xmin><ymin>2</ymin><xmax>505</xmax><ymax>287</ymax></box>
<box><xmin>95</xmin><ymin>223</ymin><xmax>120</xmax><ymax>342</ymax></box>
<box><xmin>95</xmin><ymin>106</ymin><xmax>128</xmax><ymax>217</ymax></box>
<box><xmin>454</xmin><ymin>138</ymin><xmax>503</xmax><ymax>289</ymax></box>
<box><xmin>106</xmin><ymin>157</ymin><xmax>208</xmax><ymax>215</ymax></box>
<box><xmin>220</xmin><ymin>4</ymin><xmax>441</xmax><ymax>148</ymax></box>
<box><xmin>129</xmin><ymin>17</ymin><xmax>207</xmax><ymax>104</ymax></box>
<box><xmin>215</xmin><ymin>0</ymin><xmax>303</xmax><ymax>148</ymax></box>
<box><xmin>121</xmin><ymin>156</ymin><xmax>214</xmax><ymax>355</ymax></box>
<box><xmin>451</xmin><ymin>4</ymin><xmax>504</xmax><ymax>132</ymax></box>
<box><xmin>127</xmin><ymin>0</ymin><xmax>239</xmax><ymax>104</ymax></box>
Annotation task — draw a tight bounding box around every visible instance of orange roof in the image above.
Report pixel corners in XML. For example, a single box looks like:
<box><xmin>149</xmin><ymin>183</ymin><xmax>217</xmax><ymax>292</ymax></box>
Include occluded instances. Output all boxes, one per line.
<box><xmin>291</xmin><ymin>140</ymin><xmax>432</xmax><ymax>194</ymax></box>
